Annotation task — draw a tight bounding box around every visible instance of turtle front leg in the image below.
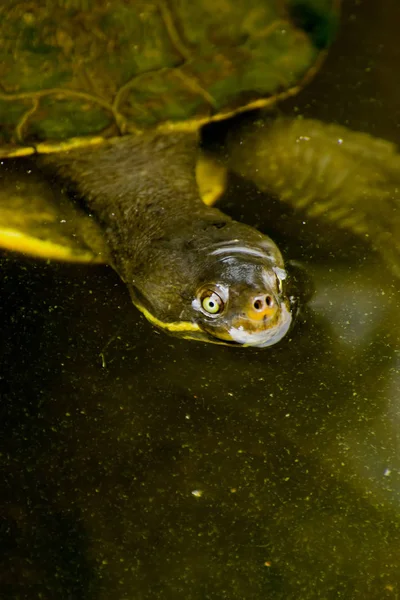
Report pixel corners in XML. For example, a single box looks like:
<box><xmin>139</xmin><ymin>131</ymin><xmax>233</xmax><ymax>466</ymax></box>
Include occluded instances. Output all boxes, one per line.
<box><xmin>227</xmin><ymin>117</ymin><xmax>400</xmax><ymax>277</ymax></box>
<box><xmin>0</xmin><ymin>159</ymin><xmax>108</xmax><ymax>263</ymax></box>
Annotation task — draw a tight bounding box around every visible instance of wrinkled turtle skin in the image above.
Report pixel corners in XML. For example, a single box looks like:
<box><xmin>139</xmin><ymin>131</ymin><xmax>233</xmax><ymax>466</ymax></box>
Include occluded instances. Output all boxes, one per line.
<box><xmin>0</xmin><ymin>0</ymin><xmax>337</xmax><ymax>153</ymax></box>
<box><xmin>1</xmin><ymin>0</ymin><xmax>399</xmax><ymax>348</ymax></box>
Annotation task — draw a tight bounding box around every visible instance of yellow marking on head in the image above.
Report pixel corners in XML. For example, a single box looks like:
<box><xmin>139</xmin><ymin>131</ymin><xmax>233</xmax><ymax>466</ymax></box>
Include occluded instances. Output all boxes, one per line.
<box><xmin>0</xmin><ymin>228</ymin><xmax>103</xmax><ymax>263</ymax></box>
<box><xmin>246</xmin><ymin>303</ymin><xmax>277</xmax><ymax>322</ymax></box>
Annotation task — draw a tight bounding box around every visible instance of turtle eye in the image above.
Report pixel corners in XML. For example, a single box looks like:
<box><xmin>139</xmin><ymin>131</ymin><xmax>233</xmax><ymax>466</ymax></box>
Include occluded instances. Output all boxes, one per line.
<box><xmin>201</xmin><ymin>290</ymin><xmax>224</xmax><ymax>315</ymax></box>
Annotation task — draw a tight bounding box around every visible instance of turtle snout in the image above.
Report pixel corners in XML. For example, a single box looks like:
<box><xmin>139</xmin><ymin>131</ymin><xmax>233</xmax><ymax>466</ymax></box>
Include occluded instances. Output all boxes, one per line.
<box><xmin>224</xmin><ymin>289</ymin><xmax>292</xmax><ymax>348</ymax></box>
<box><xmin>246</xmin><ymin>292</ymin><xmax>278</xmax><ymax>322</ymax></box>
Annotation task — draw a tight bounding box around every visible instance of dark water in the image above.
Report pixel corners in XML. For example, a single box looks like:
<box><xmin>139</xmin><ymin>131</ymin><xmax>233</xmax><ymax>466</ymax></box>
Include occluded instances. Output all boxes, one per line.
<box><xmin>1</xmin><ymin>1</ymin><xmax>400</xmax><ymax>598</ymax></box>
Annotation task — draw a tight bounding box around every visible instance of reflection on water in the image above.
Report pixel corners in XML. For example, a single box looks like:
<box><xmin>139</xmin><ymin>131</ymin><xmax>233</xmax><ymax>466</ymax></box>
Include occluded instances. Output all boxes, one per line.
<box><xmin>1</xmin><ymin>0</ymin><xmax>400</xmax><ymax>598</ymax></box>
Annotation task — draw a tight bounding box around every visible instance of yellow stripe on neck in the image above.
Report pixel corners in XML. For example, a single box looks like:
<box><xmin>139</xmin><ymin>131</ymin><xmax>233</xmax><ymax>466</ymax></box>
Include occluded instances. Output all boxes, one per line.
<box><xmin>136</xmin><ymin>302</ymin><xmax>201</xmax><ymax>335</ymax></box>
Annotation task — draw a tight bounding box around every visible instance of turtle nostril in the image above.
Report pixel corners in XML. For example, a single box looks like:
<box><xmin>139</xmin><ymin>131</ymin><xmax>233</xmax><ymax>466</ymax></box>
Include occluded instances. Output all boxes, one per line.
<box><xmin>253</xmin><ymin>295</ymin><xmax>273</xmax><ymax>311</ymax></box>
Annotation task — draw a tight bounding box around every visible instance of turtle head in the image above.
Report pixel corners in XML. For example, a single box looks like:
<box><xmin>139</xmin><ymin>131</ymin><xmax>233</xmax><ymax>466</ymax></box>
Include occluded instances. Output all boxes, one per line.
<box><xmin>127</xmin><ymin>220</ymin><xmax>300</xmax><ymax>348</ymax></box>
<box><xmin>189</xmin><ymin>249</ymin><xmax>294</xmax><ymax>348</ymax></box>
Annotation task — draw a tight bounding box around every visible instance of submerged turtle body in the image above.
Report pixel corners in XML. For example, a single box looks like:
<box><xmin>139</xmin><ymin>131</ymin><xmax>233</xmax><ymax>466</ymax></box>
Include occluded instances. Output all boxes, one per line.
<box><xmin>1</xmin><ymin>0</ymin><xmax>400</xmax><ymax>348</ymax></box>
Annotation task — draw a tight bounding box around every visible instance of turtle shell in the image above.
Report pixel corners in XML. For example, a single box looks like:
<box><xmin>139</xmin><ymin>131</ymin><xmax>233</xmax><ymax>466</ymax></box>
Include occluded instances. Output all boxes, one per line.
<box><xmin>0</xmin><ymin>0</ymin><xmax>338</xmax><ymax>158</ymax></box>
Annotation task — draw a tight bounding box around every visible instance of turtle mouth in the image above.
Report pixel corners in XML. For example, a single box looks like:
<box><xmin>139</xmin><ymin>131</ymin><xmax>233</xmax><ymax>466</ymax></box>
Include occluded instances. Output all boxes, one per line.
<box><xmin>225</xmin><ymin>300</ymin><xmax>293</xmax><ymax>347</ymax></box>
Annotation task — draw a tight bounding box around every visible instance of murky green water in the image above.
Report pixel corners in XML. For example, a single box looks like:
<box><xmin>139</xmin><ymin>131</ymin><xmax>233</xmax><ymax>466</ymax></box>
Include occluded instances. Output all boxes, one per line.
<box><xmin>1</xmin><ymin>1</ymin><xmax>400</xmax><ymax>598</ymax></box>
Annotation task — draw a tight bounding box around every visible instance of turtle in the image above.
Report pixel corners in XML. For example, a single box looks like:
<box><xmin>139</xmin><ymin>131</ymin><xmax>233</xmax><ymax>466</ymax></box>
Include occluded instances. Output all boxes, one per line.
<box><xmin>0</xmin><ymin>0</ymin><xmax>399</xmax><ymax>348</ymax></box>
